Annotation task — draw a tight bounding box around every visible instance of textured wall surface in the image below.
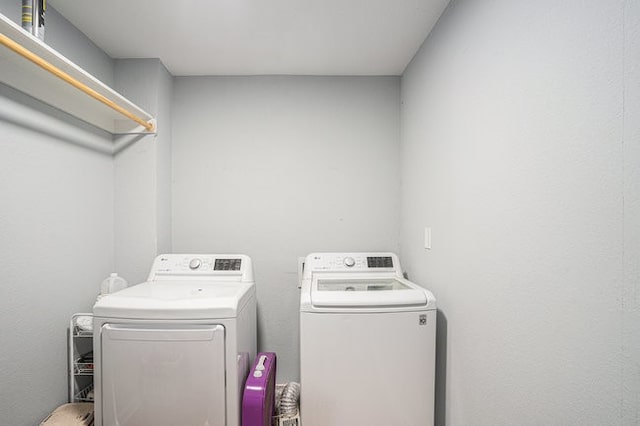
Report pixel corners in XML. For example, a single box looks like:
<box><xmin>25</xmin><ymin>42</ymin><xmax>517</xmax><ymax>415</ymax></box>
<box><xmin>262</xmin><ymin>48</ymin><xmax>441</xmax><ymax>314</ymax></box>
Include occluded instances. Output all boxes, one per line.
<box><xmin>113</xmin><ymin>59</ymin><xmax>173</xmax><ymax>285</ymax></box>
<box><xmin>0</xmin><ymin>6</ymin><xmax>115</xmax><ymax>423</ymax></box>
<box><xmin>172</xmin><ymin>76</ymin><xmax>400</xmax><ymax>381</ymax></box>
<box><xmin>623</xmin><ymin>0</ymin><xmax>640</xmax><ymax>423</ymax></box>
<box><xmin>0</xmin><ymin>2</ymin><xmax>114</xmax><ymax>86</ymax></box>
<box><xmin>400</xmin><ymin>0</ymin><xmax>638</xmax><ymax>424</ymax></box>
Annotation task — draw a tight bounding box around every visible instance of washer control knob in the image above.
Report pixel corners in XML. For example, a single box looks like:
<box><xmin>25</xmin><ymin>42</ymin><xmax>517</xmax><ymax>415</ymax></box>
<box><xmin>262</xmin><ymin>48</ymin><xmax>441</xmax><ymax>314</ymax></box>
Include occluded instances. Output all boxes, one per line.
<box><xmin>344</xmin><ymin>257</ymin><xmax>356</xmax><ymax>267</ymax></box>
<box><xmin>189</xmin><ymin>258</ymin><xmax>202</xmax><ymax>270</ymax></box>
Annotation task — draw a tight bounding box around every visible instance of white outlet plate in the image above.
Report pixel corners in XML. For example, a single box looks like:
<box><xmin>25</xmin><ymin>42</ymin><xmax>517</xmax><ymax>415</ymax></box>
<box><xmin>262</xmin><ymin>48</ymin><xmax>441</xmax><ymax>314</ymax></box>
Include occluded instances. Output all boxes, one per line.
<box><xmin>297</xmin><ymin>256</ymin><xmax>306</xmax><ymax>288</ymax></box>
<box><xmin>424</xmin><ymin>227</ymin><xmax>432</xmax><ymax>249</ymax></box>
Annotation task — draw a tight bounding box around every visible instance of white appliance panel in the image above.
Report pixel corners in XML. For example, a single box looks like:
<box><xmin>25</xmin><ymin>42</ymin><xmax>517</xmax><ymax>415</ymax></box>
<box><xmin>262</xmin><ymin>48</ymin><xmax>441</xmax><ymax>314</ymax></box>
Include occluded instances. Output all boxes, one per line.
<box><xmin>148</xmin><ymin>254</ymin><xmax>253</xmax><ymax>281</ymax></box>
<box><xmin>93</xmin><ymin>281</ymin><xmax>254</xmax><ymax>319</ymax></box>
<box><xmin>101</xmin><ymin>324</ymin><xmax>226</xmax><ymax>426</ymax></box>
<box><xmin>312</xmin><ymin>277</ymin><xmax>428</xmax><ymax>308</ymax></box>
<box><xmin>300</xmin><ymin>310</ymin><xmax>436</xmax><ymax>426</ymax></box>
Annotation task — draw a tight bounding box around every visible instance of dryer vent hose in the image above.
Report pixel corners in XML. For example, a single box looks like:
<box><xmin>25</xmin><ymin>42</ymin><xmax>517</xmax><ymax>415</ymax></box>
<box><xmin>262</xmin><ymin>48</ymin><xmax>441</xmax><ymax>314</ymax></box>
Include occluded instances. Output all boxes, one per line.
<box><xmin>278</xmin><ymin>382</ymin><xmax>300</xmax><ymax>417</ymax></box>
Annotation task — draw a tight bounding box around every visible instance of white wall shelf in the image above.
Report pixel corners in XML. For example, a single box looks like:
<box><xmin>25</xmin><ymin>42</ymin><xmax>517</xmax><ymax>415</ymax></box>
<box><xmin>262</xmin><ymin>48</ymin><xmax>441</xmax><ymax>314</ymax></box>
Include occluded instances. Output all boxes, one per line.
<box><xmin>0</xmin><ymin>13</ymin><xmax>155</xmax><ymax>134</ymax></box>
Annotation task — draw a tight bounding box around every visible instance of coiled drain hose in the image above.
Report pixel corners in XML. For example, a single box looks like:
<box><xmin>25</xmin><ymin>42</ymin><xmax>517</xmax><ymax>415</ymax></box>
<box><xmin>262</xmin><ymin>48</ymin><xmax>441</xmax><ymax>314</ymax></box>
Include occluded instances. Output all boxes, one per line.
<box><xmin>279</xmin><ymin>382</ymin><xmax>301</xmax><ymax>416</ymax></box>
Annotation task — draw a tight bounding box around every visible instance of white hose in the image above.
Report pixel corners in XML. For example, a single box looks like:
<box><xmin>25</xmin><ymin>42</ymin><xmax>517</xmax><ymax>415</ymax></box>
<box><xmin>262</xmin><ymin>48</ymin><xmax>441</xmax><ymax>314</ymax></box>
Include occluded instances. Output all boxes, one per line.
<box><xmin>278</xmin><ymin>382</ymin><xmax>300</xmax><ymax>417</ymax></box>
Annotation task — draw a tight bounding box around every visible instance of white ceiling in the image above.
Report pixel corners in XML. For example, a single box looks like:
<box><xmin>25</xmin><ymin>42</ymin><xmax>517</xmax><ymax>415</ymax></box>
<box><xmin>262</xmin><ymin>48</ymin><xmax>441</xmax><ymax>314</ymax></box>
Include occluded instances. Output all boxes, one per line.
<box><xmin>50</xmin><ymin>0</ymin><xmax>450</xmax><ymax>76</ymax></box>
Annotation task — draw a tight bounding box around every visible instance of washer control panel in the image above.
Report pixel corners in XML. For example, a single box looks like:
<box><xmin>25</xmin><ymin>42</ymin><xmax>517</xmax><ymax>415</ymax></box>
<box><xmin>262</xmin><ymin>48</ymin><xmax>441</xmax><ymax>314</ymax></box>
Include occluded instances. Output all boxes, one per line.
<box><xmin>304</xmin><ymin>253</ymin><xmax>398</xmax><ymax>274</ymax></box>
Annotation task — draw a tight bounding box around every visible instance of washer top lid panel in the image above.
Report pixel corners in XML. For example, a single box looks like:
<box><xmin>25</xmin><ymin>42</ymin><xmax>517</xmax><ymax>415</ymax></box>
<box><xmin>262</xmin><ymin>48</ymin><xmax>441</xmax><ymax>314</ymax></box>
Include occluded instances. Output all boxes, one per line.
<box><xmin>300</xmin><ymin>252</ymin><xmax>436</xmax><ymax>312</ymax></box>
<box><xmin>311</xmin><ymin>277</ymin><xmax>429</xmax><ymax>309</ymax></box>
<box><xmin>317</xmin><ymin>278</ymin><xmax>410</xmax><ymax>292</ymax></box>
<box><xmin>93</xmin><ymin>281</ymin><xmax>255</xmax><ymax>320</ymax></box>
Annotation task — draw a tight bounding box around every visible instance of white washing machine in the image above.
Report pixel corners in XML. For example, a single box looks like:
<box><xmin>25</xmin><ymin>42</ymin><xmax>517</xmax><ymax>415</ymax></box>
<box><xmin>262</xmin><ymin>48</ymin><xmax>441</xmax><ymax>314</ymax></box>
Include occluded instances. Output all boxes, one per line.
<box><xmin>93</xmin><ymin>254</ymin><xmax>256</xmax><ymax>426</ymax></box>
<box><xmin>299</xmin><ymin>252</ymin><xmax>437</xmax><ymax>426</ymax></box>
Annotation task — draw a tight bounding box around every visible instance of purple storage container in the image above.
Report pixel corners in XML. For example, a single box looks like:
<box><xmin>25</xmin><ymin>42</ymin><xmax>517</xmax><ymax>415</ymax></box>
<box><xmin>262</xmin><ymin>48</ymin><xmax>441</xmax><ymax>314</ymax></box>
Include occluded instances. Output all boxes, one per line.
<box><xmin>242</xmin><ymin>352</ymin><xmax>277</xmax><ymax>426</ymax></box>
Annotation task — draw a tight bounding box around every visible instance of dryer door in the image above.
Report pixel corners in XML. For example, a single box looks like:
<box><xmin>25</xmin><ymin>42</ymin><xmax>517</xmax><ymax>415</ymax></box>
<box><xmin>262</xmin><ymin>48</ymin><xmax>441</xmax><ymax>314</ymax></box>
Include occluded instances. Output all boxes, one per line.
<box><xmin>101</xmin><ymin>324</ymin><xmax>226</xmax><ymax>426</ymax></box>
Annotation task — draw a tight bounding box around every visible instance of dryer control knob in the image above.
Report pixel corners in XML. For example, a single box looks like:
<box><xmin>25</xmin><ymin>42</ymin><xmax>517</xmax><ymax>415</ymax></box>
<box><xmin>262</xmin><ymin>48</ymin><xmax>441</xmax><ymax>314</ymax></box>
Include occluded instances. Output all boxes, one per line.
<box><xmin>344</xmin><ymin>257</ymin><xmax>356</xmax><ymax>267</ymax></box>
<box><xmin>189</xmin><ymin>258</ymin><xmax>202</xmax><ymax>270</ymax></box>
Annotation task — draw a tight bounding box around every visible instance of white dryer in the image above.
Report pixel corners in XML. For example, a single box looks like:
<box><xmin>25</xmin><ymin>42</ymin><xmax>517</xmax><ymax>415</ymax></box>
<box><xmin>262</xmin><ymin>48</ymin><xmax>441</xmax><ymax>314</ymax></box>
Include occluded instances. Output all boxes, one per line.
<box><xmin>299</xmin><ymin>252</ymin><xmax>437</xmax><ymax>426</ymax></box>
<box><xmin>93</xmin><ymin>254</ymin><xmax>257</xmax><ymax>426</ymax></box>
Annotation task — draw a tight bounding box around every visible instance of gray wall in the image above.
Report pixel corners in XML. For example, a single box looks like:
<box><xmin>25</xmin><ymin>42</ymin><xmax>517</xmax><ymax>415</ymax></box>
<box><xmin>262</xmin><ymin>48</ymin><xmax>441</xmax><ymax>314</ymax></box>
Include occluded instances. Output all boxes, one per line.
<box><xmin>400</xmin><ymin>0</ymin><xmax>640</xmax><ymax>424</ymax></box>
<box><xmin>623</xmin><ymin>0</ymin><xmax>640</xmax><ymax>421</ymax></box>
<box><xmin>113</xmin><ymin>59</ymin><xmax>173</xmax><ymax>285</ymax></box>
<box><xmin>172</xmin><ymin>76</ymin><xmax>400</xmax><ymax>381</ymax></box>
<box><xmin>0</xmin><ymin>3</ymin><xmax>114</xmax><ymax>86</ymax></box>
<box><xmin>155</xmin><ymin>62</ymin><xmax>174</xmax><ymax>257</ymax></box>
<box><xmin>0</xmin><ymin>4</ymin><xmax>115</xmax><ymax>425</ymax></box>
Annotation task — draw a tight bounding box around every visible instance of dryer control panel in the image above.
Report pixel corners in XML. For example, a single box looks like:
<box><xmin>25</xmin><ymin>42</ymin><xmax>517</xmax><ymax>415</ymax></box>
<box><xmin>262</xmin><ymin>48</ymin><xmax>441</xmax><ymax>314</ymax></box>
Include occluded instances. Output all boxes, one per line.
<box><xmin>148</xmin><ymin>254</ymin><xmax>253</xmax><ymax>282</ymax></box>
<box><xmin>302</xmin><ymin>253</ymin><xmax>401</xmax><ymax>278</ymax></box>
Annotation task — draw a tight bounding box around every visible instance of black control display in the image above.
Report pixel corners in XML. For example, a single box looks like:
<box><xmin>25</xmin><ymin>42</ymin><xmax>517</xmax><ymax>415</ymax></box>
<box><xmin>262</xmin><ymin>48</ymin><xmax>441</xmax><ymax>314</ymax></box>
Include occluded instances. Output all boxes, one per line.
<box><xmin>367</xmin><ymin>256</ymin><xmax>393</xmax><ymax>268</ymax></box>
<box><xmin>214</xmin><ymin>258</ymin><xmax>242</xmax><ymax>271</ymax></box>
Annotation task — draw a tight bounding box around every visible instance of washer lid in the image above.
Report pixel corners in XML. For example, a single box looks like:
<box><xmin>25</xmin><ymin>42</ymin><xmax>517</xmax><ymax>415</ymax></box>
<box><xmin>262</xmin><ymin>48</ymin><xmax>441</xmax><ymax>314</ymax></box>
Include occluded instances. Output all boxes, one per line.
<box><xmin>311</xmin><ymin>277</ymin><xmax>428</xmax><ymax>309</ymax></box>
<box><xmin>93</xmin><ymin>280</ymin><xmax>255</xmax><ymax>320</ymax></box>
